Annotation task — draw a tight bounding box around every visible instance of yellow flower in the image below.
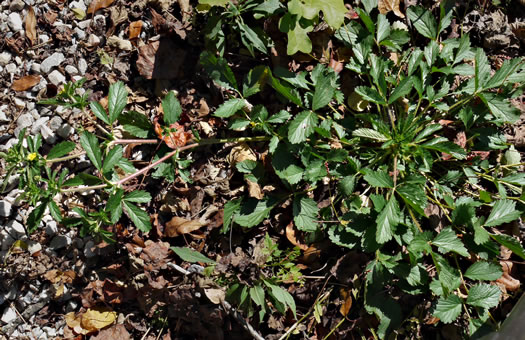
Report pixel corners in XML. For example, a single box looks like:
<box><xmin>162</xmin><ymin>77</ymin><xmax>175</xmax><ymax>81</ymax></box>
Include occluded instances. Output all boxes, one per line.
<box><xmin>27</xmin><ymin>152</ymin><xmax>37</xmax><ymax>161</ymax></box>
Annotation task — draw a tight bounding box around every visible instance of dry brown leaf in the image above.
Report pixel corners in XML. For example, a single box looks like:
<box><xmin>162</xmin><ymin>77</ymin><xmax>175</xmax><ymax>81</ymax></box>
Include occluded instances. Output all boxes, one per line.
<box><xmin>285</xmin><ymin>222</ymin><xmax>309</xmax><ymax>251</ymax></box>
<box><xmin>43</xmin><ymin>269</ymin><xmax>76</xmax><ymax>284</ymax></box>
<box><xmin>378</xmin><ymin>0</ymin><xmax>404</xmax><ymax>18</ymax></box>
<box><xmin>246</xmin><ymin>179</ymin><xmax>264</xmax><ymax>199</ymax></box>
<box><xmin>129</xmin><ymin>20</ymin><xmax>143</xmax><ymax>40</ymax></box>
<box><xmin>204</xmin><ymin>288</ymin><xmax>225</xmax><ymax>304</ymax></box>
<box><xmin>496</xmin><ymin>261</ymin><xmax>520</xmax><ymax>292</ymax></box>
<box><xmin>339</xmin><ymin>288</ymin><xmax>353</xmax><ymax>316</ymax></box>
<box><xmin>137</xmin><ymin>39</ymin><xmax>186</xmax><ymax>79</ymax></box>
<box><xmin>87</xmin><ymin>0</ymin><xmax>115</xmax><ymax>14</ymax></box>
<box><xmin>91</xmin><ymin>324</ymin><xmax>131</xmax><ymax>340</ymax></box>
<box><xmin>165</xmin><ymin>216</ymin><xmax>204</xmax><ymax>237</ymax></box>
<box><xmin>227</xmin><ymin>143</ymin><xmax>257</xmax><ymax>166</ymax></box>
<box><xmin>154</xmin><ymin>119</ymin><xmax>193</xmax><ymax>149</ymax></box>
<box><xmin>12</xmin><ymin>75</ymin><xmax>41</xmax><ymax>91</ymax></box>
<box><xmin>65</xmin><ymin>312</ymin><xmax>90</xmax><ymax>335</ymax></box>
<box><xmin>25</xmin><ymin>6</ymin><xmax>37</xmax><ymax>46</ymax></box>
<box><xmin>80</xmin><ymin>307</ymin><xmax>117</xmax><ymax>332</ymax></box>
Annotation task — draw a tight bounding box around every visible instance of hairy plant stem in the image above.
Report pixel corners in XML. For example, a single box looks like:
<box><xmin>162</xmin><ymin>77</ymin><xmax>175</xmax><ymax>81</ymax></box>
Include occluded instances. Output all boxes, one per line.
<box><xmin>60</xmin><ymin>135</ymin><xmax>271</xmax><ymax>193</ymax></box>
<box><xmin>46</xmin><ymin>151</ymin><xmax>86</xmax><ymax>164</ymax></box>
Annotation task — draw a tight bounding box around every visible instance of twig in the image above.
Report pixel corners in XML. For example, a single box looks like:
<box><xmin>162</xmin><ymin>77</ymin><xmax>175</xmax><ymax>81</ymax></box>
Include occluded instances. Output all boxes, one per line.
<box><xmin>167</xmin><ymin>262</ymin><xmax>190</xmax><ymax>275</ymax></box>
<box><xmin>220</xmin><ymin>299</ymin><xmax>265</xmax><ymax>340</ymax></box>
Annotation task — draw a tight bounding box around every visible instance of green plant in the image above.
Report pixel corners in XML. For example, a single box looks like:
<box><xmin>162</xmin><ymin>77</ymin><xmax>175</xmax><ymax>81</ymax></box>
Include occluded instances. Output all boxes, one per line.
<box><xmin>38</xmin><ymin>77</ymin><xmax>90</xmax><ymax>109</ymax></box>
<box><xmin>204</xmin><ymin>1</ymin><xmax>525</xmax><ymax>337</ymax></box>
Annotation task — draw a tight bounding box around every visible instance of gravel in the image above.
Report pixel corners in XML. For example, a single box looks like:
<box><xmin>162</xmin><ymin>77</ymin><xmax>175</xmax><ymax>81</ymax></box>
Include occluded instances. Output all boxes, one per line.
<box><xmin>40</xmin><ymin>53</ymin><xmax>65</xmax><ymax>74</ymax></box>
<box><xmin>49</xmin><ymin>235</ymin><xmax>71</xmax><ymax>250</ymax></box>
<box><xmin>0</xmin><ymin>200</ymin><xmax>12</xmax><ymax>217</ymax></box>
<box><xmin>31</xmin><ymin>117</ymin><xmax>50</xmax><ymax>135</ymax></box>
<box><xmin>0</xmin><ymin>52</ymin><xmax>12</xmax><ymax>66</ymax></box>
<box><xmin>7</xmin><ymin>13</ymin><xmax>23</xmax><ymax>32</ymax></box>
<box><xmin>57</xmin><ymin>123</ymin><xmax>74</xmax><ymax>138</ymax></box>
<box><xmin>48</xmin><ymin>70</ymin><xmax>66</xmax><ymax>86</ymax></box>
<box><xmin>1</xmin><ymin>307</ymin><xmax>17</xmax><ymax>324</ymax></box>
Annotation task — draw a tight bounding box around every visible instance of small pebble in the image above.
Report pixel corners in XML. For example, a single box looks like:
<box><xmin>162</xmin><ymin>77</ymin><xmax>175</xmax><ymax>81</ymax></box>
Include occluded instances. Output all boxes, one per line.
<box><xmin>9</xmin><ymin>0</ymin><xmax>25</xmax><ymax>11</ymax></box>
<box><xmin>1</xmin><ymin>307</ymin><xmax>17</xmax><ymax>324</ymax></box>
<box><xmin>48</xmin><ymin>70</ymin><xmax>66</xmax><ymax>86</ymax></box>
<box><xmin>0</xmin><ymin>52</ymin><xmax>12</xmax><ymax>66</ymax></box>
<box><xmin>0</xmin><ymin>200</ymin><xmax>12</xmax><ymax>217</ymax></box>
<box><xmin>7</xmin><ymin>13</ymin><xmax>23</xmax><ymax>32</ymax></box>
<box><xmin>65</xmin><ymin>65</ymin><xmax>78</xmax><ymax>75</ymax></box>
<box><xmin>40</xmin><ymin>52</ymin><xmax>65</xmax><ymax>74</ymax></box>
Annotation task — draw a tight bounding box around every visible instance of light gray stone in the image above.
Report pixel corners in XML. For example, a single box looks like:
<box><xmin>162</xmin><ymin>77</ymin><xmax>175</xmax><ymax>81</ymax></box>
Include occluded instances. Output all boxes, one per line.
<box><xmin>39</xmin><ymin>34</ymin><xmax>50</xmax><ymax>44</ymax></box>
<box><xmin>44</xmin><ymin>220</ymin><xmax>57</xmax><ymax>236</ymax></box>
<box><xmin>13</xmin><ymin>97</ymin><xmax>25</xmax><ymax>109</ymax></box>
<box><xmin>7</xmin><ymin>13</ymin><xmax>23</xmax><ymax>32</ymax></box>
<box><xmin>1</xmin><ymin>307</ymin><xmax>17</xmax><ymax>324</ymax></box>
<box><xmin>57</xmin><ymin>123</ymin><xmax>73</xmax><ymax>138</ymax></box>
<box><xmin>0</xmin><ymin>200</ymin><xmax>12</xmax><ymax>217</ymax></box>
<box><xmin>31</xmin><ymin>117</ymin><xmax>50</xmax><ymax>134</ymax></box>
<box><xmin>87</xmin><ymin>34</ymin><xmax>100</xmax><ymax>46</ymax></box>
<box><xmin>31</xmin><ymin>62</ymin><xmax>41</xmax><ymax>73</ymax></box>
<box><xmin>107</xmin><ymin>36</ymin><xmax>132</xmax><ymax>51</ymax></box>
<box><xmin>17</xmin><ymin>113</ymin><xmax>33</xmax><ymax>128</ymax></box>
<box><xmin>69</xmin><ymin>0</ymin><xmax>86</xmax><ymax>11</ymax></box>
<box><xmin>49</xmin><ymin>116</ymin><xmax>62</xmax><ymax>131</ymax></box>
<box><xmin>43</xmin><ymin>326</ymin><xmax>57</xmax><ymax>337</ymax></box>
<box><xmin>49</xmin><ymin>235</ymin><xmax>71</xmax><ymax>250</ymax></box>
<box><xmin>73</xmin><ymin>27</ymin><xmax>86</xmax><ymax>40</ymax></box>
<box><xmin>78</xmin><ymin>58</ymin><xmax>87</xmax><ymax>75</ymax></box>
<box><xmin>27</xmin><ymin>240</ymin><xmax>42</xmax><ymax>255</ymax></box>
<box><xmin>0</xmin><ymin>230</ymin><xmax>15</xmax><ymax>251</ymax></box>
<box><xmin>47</xmin><ymin>70</ymin><xmax>65</xmax><ymax>86</ymax></box>
<box><xmin>9</xmin><ymin>0</ymin><xmax>25</xmax><ymax>11</ymax></box>
<box><xmin>5</xmin><ymin>62</ymin><xmax>17</xmax><ymax>74</ymax></box>
<box><xmin>40</xmin><ymin>52</ymin><xmax>65</xmax><ymax>74</ymax></box>
<box><xmin>40</xmin><ymin>124</ymin><xmax>56</xmax><ymax>144</ymax></box>
<box><xmin>0</xmin><ymin>52</ymin><xmax>11</xmax><ymax>66</ymax></box>
<box><xmin>6</xmin><ymin>220</ymin><xmax>25</xmax><ymax>238</ymax></box>
<box><xmin>77</xmin><ymin>20</ymin><xmax>90</xmax><ymax>29</ymax></box>
<box><xmin>64</xmin><ymin>65</ymin><xmax>78</xmax><ymax>75</ymax></box>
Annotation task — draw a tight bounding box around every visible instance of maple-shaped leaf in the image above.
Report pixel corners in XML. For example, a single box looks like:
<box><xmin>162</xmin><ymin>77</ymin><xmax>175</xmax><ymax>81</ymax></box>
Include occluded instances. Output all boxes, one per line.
<box><xmin>288</xmin><ymin>0</ymin><xmax>347</xmax><ymax>29</ymax></box>
<box><xmin>154</xmin><ymin>118</ymin><xmax>192</xmax><ymax>149</ymax></box>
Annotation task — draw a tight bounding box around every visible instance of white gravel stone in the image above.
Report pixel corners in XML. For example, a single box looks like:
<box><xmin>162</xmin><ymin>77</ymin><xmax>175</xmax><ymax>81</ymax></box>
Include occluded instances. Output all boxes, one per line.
<box><xmin>78</xmin><ymin>58</ymin><xmax>87</xmax><ymax>75</ymax></box>
<box><xmin>13</xmin><ymin>97</ymin><xmax>25</xmax><ymax>109</ymax></box>
<box><xmin>87</xmin><ymin>34</ymin><xmax>100</xmax><ymax>46</ymax></box>
<box><xmin>57</xmin><ymin>123</ymin><xmax>74</xmax><ymax>138</ymax></box>
<box><xmin>31</xmin><ymin>117</ymin><xmax>50</xmax><ymax>134</ymax></box>
<box><xmin>69</xmin><ymin>0</ymin><xmax>86</xmax><ymax>11</ymax></box>
<box><xmin>1</xmin><ymin>307</ymin><xmax>17</xmax><ymax>324</ymax></box>
<box><xmin>77</xmin><ymin>20</ymin><xmax>90</xmax><ymax>29</ymax></box>
<box><xmin>49</xmin><ymin>235</ymin><xmax>71</xmax><ymax>250</ymax></box>
<box><xmin>5</xmin><ymin>62</ymin><xmax>17</xmax><ymax>74</ymax></box>
<box><xmin>48</xmin><ymin>69</ymin><xmax>66</xmax><ymax>86</ymax></box>
<box><xmin>0</xmin><ymin>200</ymin><xmax>12</xmax><ymax>217</ymax></box>
<box><xmin>0</xmin><ymin>52</ymin><xmax>12</xmax><ymax>66</ymax></box>
<box><xmin>40</xmin><ymin>52</ymin><xmax>65</xmax><ymax>74</ymax></box>
<box><xmin>17</xmin><ymin>113</ymin><xmax>33</xmax><ymax>128</ymax></box>
<box><xmin>45</xmin><ymin>220</ymin><xmax>58</xmax><ymax>236</ymax></box>
<box><xmin>107</xmin><ymin>36</ymin><xmax>132</xmax><ymax>51</ymax></box>
<box><xmin>64</xmin><ymin>65</ymin><xmax>78</xmax><ymax>75</ymax></box>
<box><xmin>0</xmin><ymin>110</ymin><xmax>7</xmax><ymax>123</ymax></box>
<box><xmin>39</xmin><ymin>34</ymin><xmax>50</xmax><ymax>43</ymax></box>
<box><xmin>49</xmin><ymin>116</ymin><xmax>62</xmax><ymax>131</ymax></box>
<box><xmin>9</xmin><ymin>0</ymin><xmax>25</xmax><ymax>11</ymax></box>
<box><xmin>43</xmin><ymin>326</ymin><xmax>57</xmax><ymax>337</ymax></box>
<box><xmin>7</xmin><ymin>13</ymin><xmax>23</xmax><ymax>32</ymax></box>
<box><xmin>73</xmin><ymin>27</ymin><xmax>86</xmax><ymax>40</ymax></box>
<box><xmin>31</xmin><ymin>62</ymin><xmax>41</xmax><ymax>73</ymax></box>
<box><xmin>27</xmin><ymin>240</ymin><xmax>42</xmax><ymax>255</ymax></box>
<box><xmin>6</xmin><ymin>220</ymin><xmax>25</xmax><ymax>238</ymax></box>
<box><xmin>40</xmin><ymin>124</ymin><xmax>56</xmax><ymax>144</ymax></box>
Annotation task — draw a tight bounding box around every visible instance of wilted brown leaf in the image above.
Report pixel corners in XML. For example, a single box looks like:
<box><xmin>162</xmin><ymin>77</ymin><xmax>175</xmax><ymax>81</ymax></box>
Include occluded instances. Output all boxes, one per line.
<box><xmin>378</xmin><ymin>0</ymin><xmax>404</xmax><ymax>18</ymax></box>
<box><xmin>137</xmin><ymin>39</ymin><xmax>186</xmax><ymax>79</ymax></box>
<box><xmin>87</xmin><ymin>0</ymin><xmax>114</xmax><ymax>14</ymax></box>
<box><xmin>140</xmin><ymin>240</ymin><xmax>170</xmax><ymax>271</ymax></box>
<box><xmin>286</xmin><ymin>222</ymin><xmax>309</xmax><ymax>251</ymax></box>
<box><xmin>81</xmin><ymin>307</ymin><xmax>117</xmax><ymax>332</ymax></box>
<box><xmin>227</xmin><ymin>143</ymin><xmax>257</xmax><ymax>165</ymax></box>
<box><xmin>496</xmin><ymin>261</ymin><xmax>520</xmax><ymax>292</ymax></box>
<box><xmin>339</xmin><ymin>288</ymin><xmax>353</xmax><ymax>316</ymax></box>
<box><xmin>91</xmin><ymin>324</ymin><xmax>131</xmax><ymax>340</ymax></box>
<box><xmin>165</xmin><ymin>216</ymin><xmax>204</xmax><ymax>237</ymax></box>
<box><xmin>43</xmin><ymin>269</ymin><xmax>76</xmax><ymax>284</ymax></box>
<box><xmin>25</xmin><ymin>6</ymin><xmax>37</xmax><ymax>46</ymax></box>
<box><xmin>12</xmin><ymin>75</ymin><xmax>41</xmax><ymax>91</ymax></box>
<box><xmin>129</xmin><ymin>20</ymin><xmax>143</xmax><ymax>40</ymax></box>
<box><xmin>246</xmin><ymin>179</ymin><xmax>264</xmax><ymax>199</ymax></box>
<box><xmin>154</xmin><ymin>119</ymin><xmax>193</xmax><ymax>149</ymax></box>
<box><xmin>204</xmin><ymin>288</ymin><xmax>225</xmax><ymax>304</ymax></box>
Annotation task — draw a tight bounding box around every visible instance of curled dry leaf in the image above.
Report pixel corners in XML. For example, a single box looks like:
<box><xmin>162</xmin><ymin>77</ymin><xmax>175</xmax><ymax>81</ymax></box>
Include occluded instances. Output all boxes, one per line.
<box><xmin>154</xmin><ymin>118</ymin><xmax>193</xmax><ymax>149</ymax></box>
<box><xmin>65</xmin><ymin>307</ymin><xmax>117</xmax><ymax>335</ymax></box>
<box><xmin>12</xmin><ymin>75</ymin><xmax>41</xmax><ymax>91</ymax></box>
<box><xmin>204</xmin><ymin>288</ymin><xmax>226</xmax><ymax>304</ymax></box>
<box><xmin>285</xmin><ymin>221</ymin><xmax>309</xmax><ymax>251</ymax></box>
<box><xmin>496</xmin><ymin>261</ymin><xmax>520</xmax><ymax>292</ymax></box>
<box><xmin>87</xmin><ymin>0</ymin><xmax>115</xmax><ymax>14</ymax></box>
<box><xmin>129</xmin><ymin>20</ymin><xmax>143</xmax><ymax>40</ymax></box>
<box><xmin>165</xmin><ymin>216</ymin><xmax>204</xmax><ymax>237</ymax></box>
<box><xmin>339</xmin><ymin>288</ymin><xmax>353</xmax><ymax>317</ymax></box>
<box><xmin>136</xmin><ymin>39</ymin><xmax>186</xmax><ymax>79</ymax></box>
<box><xmin>25</xmin><ymin>6</ymin><xmax>37</xmax><ymax>46</ymax></box>
<box><xmin>246</xmin><ymin>179</ymin><xmax>264</xmax><ymax>199</ymax></box>
<box><xmin>227</xmin><ymin>143</ymin><xmax>257</xmax><ymax>165</ymax></box>
<box><xmin>378</xmin><ymin>0</ymin><xmax>405</xmax><ymax>18</ymax></box>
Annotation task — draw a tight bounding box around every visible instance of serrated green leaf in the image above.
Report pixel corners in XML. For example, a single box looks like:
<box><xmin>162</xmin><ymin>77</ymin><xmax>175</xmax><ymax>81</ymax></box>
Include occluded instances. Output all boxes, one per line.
<box><xmin>474</xmin><ymin>48</ymin><xmax>491</xmax><ymax>92</ymax></box>
<box><xmin>235</xmin><ymin>198</ymin><xmax>277</xmax><ymax>227</ymax></box>
<box><xmin>466</xmin><ymin>284</ymin><xmax>501</xmax><ymax>308</ymax></box>
<box><xmin>268</xmin><ymin>110</ymin><xmax>291</xmax><ymax>124</ymax></box>
<box><xmin>250</xmin><ymin>285</ymin><xmax>265</xmax><ymax>307</ymax></box>
<box><xmin>171</xmin><ymin>246</ymin><xmax>216</xmax><ymax>264</ymax></box>
<box><xmin>422</xmin><ymin>139</ymin><xmax>467</xmax><ymax>159</ymax></box>
<box><xmin>352</xmin><ymin>128</ymin><xmax>389</xmax><ymax>142</ymax></box>
<box><xmin>355</xmin><ymin>86</ymin><xmax>386</xmax><ymax>105</ymax></box>
<box><xmin>485</xmin><ymin>199</ymin><xmax>521</xmax><ymax>227</ymax></box>
<box><xmin>269</xmin><ymin>71</ymin><xmax>303</xmax><ymax>106</ymax></box>
<box><xmin>27</xmin><ymin>200</ymin><xmax>48</xmax><ymax>233</ymax></box>
<box><xmin>215</xmin><ymin>98</ymin><xmax>247</xmax><ymax>118</ymax></box>
<box><xmin>312</xmin><ymin>72</ymin><xmax>335</xmax><ymax>111</ymax></box>
<box><xmin>478</xmin><ymin>92</ymin><xmax>520</xmax><ymax>124</ymax></box>
<box><xmin>339</xmin><ymin>175</ymin><xmax>356</xmax><ymax>196</ymax></box>
<box><xmin>288</xmin><ymin>110</ymin><xmax>318</xmax><ymax>144</ymax></box>
<box><xmin>288</xmin><ymin>0</ymin><xmax>346</xmax><ymax>29</ymax></box>
<box><xmin>435</xmin><ymin>254</ymin><xmax>461</xmax><ymax>294</ymax></box>
<box><xmin>48</xmin><ymin>200</ymin><xmax>62</xmax><ymax>222</ymax></box>
<box><xmin>376</xmin><ymin>14</ymin><xmax>390</xmax><ymax>43</ymax></box>
<box><xmin>363</xmin><ymin>169</ymin><xmax>394</xmax><ymax>188</ymax></box>
<box><xmin>490</xmin><ymin>234</ymin><xmax>525</xmax><ymax>260</ymax></box>
<box><xmin>119</xmin><ymin>110</ymin><xmax>153</xmax><ymax>138</ymax></box>
<box><xmin>108</xmin><ymin>81</ymin><xmax>127</xmax><ymax>123</ymax></box>
<box><xmin>243</xmin><ymin>65</ymin><xmax>269</xmax><ymax>98</ymax></box>
<box><xmin>79</xmin><ymin>131</ymin><xmax>102</xmax><ymax>171</ymax></box>
<box><xmin>47</xmin><ymin>141</ymin><xmax>76</xmax><ymax>160</ymax></box>
<box><xmin>124</xmin><ymin>190</ymin><xmax>152</xmax><ymax>203</ymax></box>
<box><xmin>433</xmin><ymin>295</ymin><xmax>463</xmax><ymax>324</ymax></box>
<box><xmin>432</xmin><ymin>228</ymin><xmax>469</xmax><ymax>257</ymax></box>
<box><xmin>388</xmin><ymin>76</ymin><xmax>413</xmax><ymax>104</ymax></box>
<box><xmin>90</xmin><ymin>101</ymin><xmax>110</xmax><ymax>125</ymax></box>
<box><xmin>396</xmin><ymin>183</ymin><xmax>427</xmax><ymax>216</ymax></box>
<box><xmin>465</xmin><ymin>262</ymin><xmax>503</xmax><ymax>281</ymax></box>
<box><xmin>122</xmin><ymin>201</ymin><xmax>151</xmax><ymax>232</ymax></box>
<box><xmin>267</xmin><ymin>282</ymin><xmax>297</xmax><ymax>318</ymax></box>
<box><xmin>293</xmin><ymin>196</ymin><xmax>319</xmax><ymax>232</ymax></box>
<box><xmin>162</xmin><ymin>91</ymin><xmax>182</xmax><ymax>125</ymax></box>
<box><xmin>102</xmin><ymin>145</ymin><xmax>123</xmax><ymax>174</ymax></box>
<box><xmin>106</xmin><ymin>189</ymin><xmax>124</xmax><ymax>224</ymax></box>
<box><xmin>239</xmin><ymin>22</ymin><xmax>268</xmax><ymax>56</ymax></box>
<box><xmin>272</xmin><ymin>144</ymin><xmax>303</xmax><ymax>184</ymax></box>
<box><xmin>200</xmin><ymin>51</ymin><xmax>238</xmax><ymax>90</ymax></box>
<box><xmin>501</xmin><ymin>173</ymin><xmax>525</xmax><ymax>186</ymax></box>
<box><xmin>376</xmin><ymin>198</ymin><xmax>400</xmax><ymax>244</ymax></box>
<box><xmin>484</xmin><ymin>58</ymin><xmax>522</xmax><ymax>89</ymax></box>
<box><xmin>407</xmin><ymin>6</ymin><xmax>438</xmax><ymax>40</ymax></box>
